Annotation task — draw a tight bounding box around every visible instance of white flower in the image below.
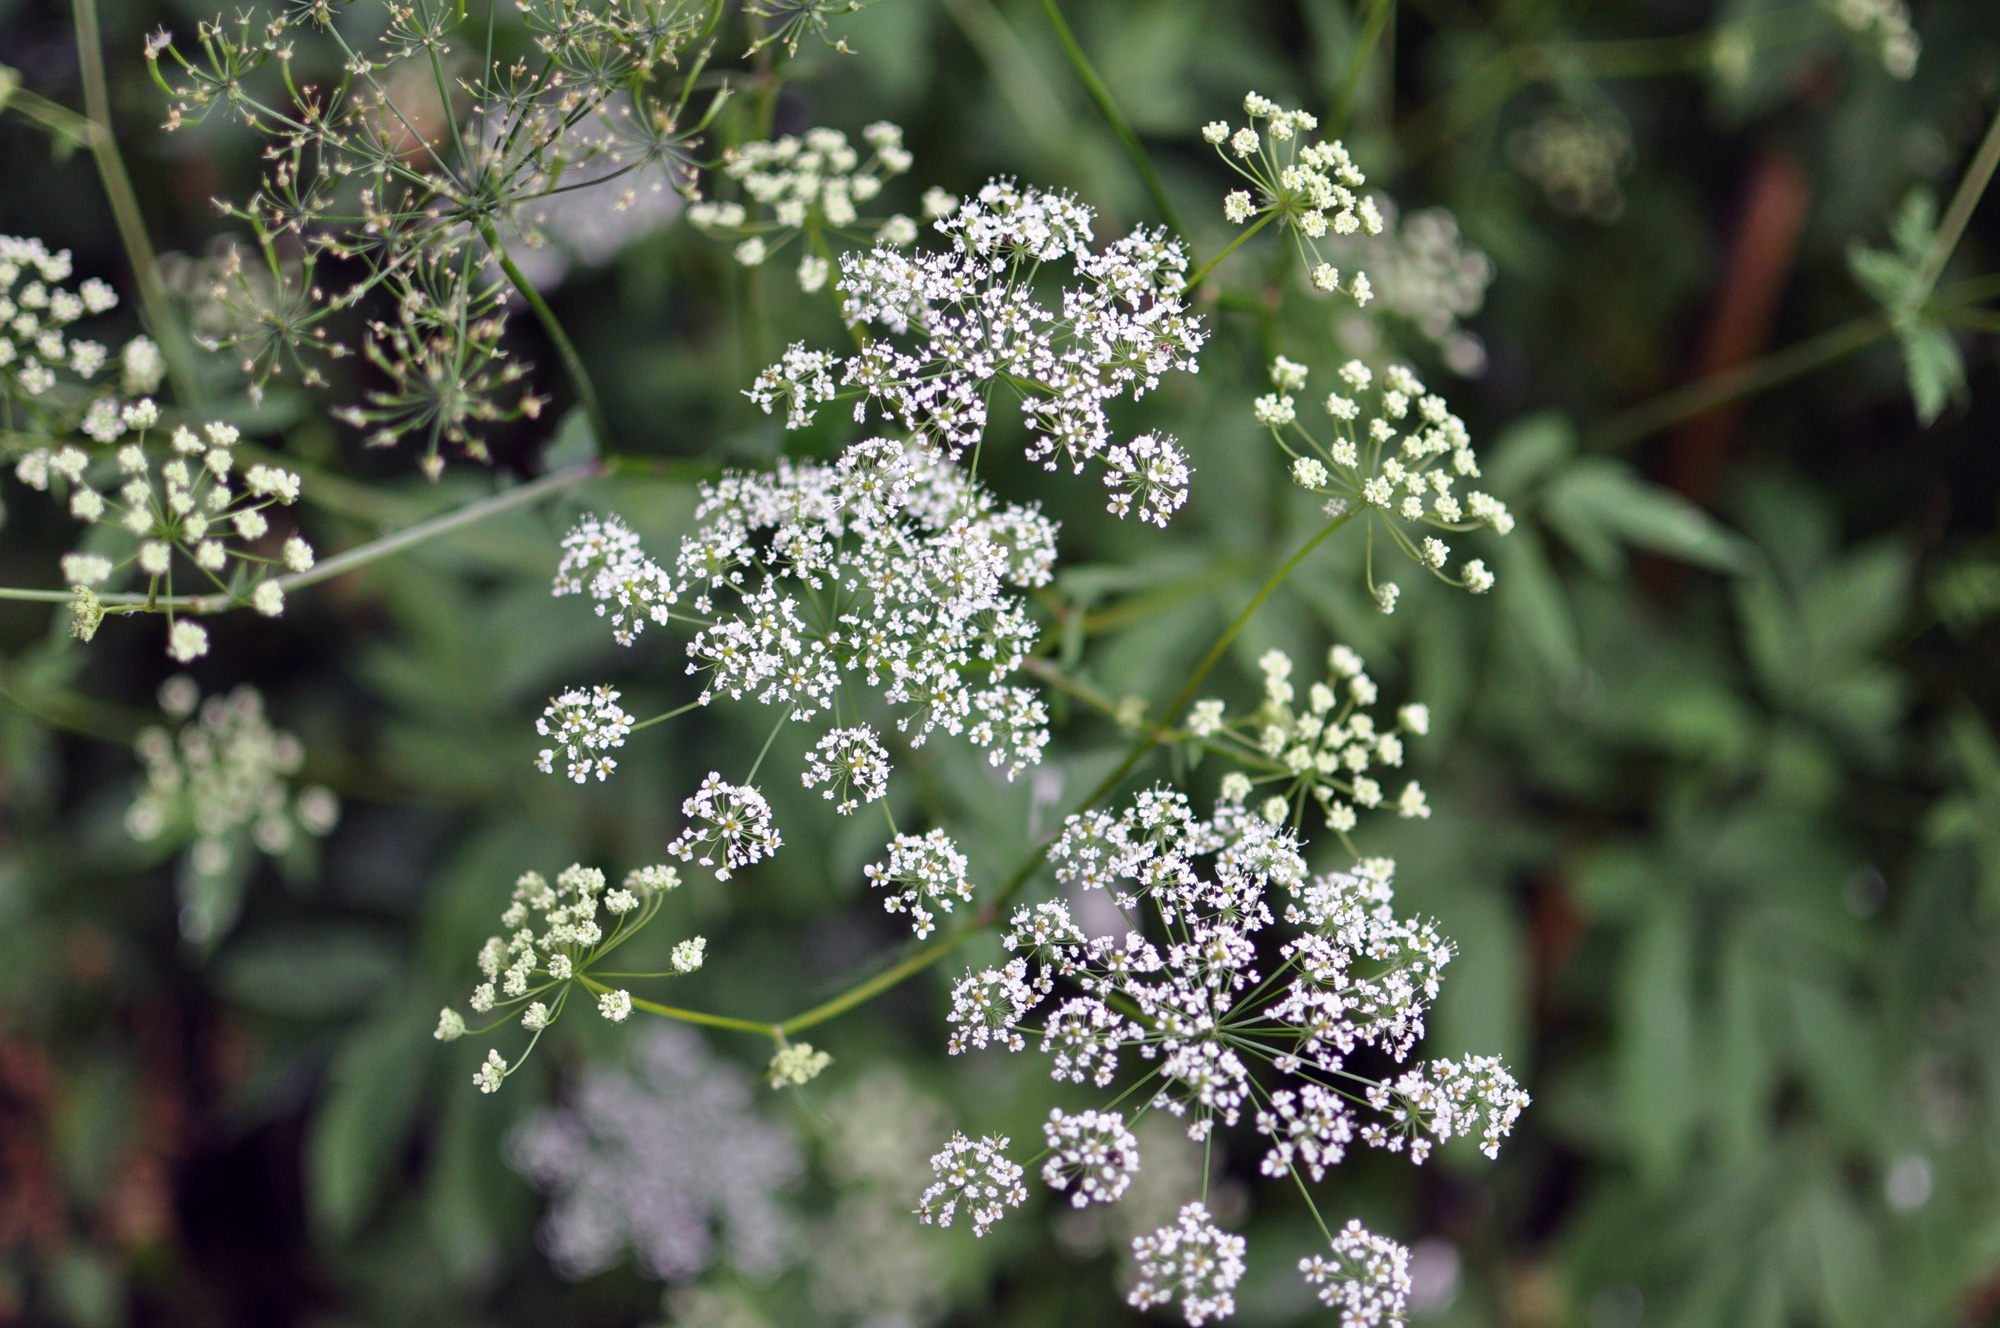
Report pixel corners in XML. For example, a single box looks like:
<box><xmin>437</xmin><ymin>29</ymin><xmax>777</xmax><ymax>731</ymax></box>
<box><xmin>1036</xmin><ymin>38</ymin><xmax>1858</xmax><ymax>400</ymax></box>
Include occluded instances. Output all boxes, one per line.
<box><xmin>597</xmin><ymin>989</ymin><xmax>633</xmax><ymax>1022</ymax></box>
<box><xmin>825</xmin><ymin>181</ymin><xmax>1205</xmax><ymax>514</ymax></box>
<box><xmin>945</xmin><ymin>959</ymin><xmax>1035</xmax><ymax>1054</ymax></box>
<box><xmin>1188</xmin><ymin>699</ymin><xmax>1227</xmax><ymax>737</ymax></box>
<box><xmin>121</xmin><ymin>336</ymin><xmax>164</xmax><ymax>394</ymax></box>
<box><xmin>61</xmin><ymin>552</ymin><xmax>112</xmax><ymax>586</ymax></box>
<box><xmin>767</xmin><ymin>1042</ymin><xmax>833</xmax><ymax>1087</ymax></box>
<box><xmin>796</xmin><ymin>254</ymin><xmax>830</xmax><ymax>292</ymax></box>
<box><xmin>1103</xmin><ymin>431</ymin><xmax>1191</xmax><ymax>527</ymax></box>
<box><xmin>1254</xmin><ymin>393</ymin><xmax>1296</xmax><ymax>427</ymax></box>
<box><xmin>864</xmin><ymin>828</ymin><xmax>972</xmax><ymax>938</ymax></box>
<box><xmin>1300</xmin><ymin>1220</ymin><xmax>1412</xmax><ymax>1327</ymax></box>
<box><xmin>922</xmin><ymin>186</ymin><xmax>958</xmax><ymax>218</ymax></box>
<box><xmin>1462</xmin><ymin>558</ymin><xmax>1494</xmax><ymax>593</ymax></box>
<box><xmin>1396</xmin><ymin>781</ymin><xmax>1430</xmax><ymax>819</ymax></box>
<box><xmin>1040</xmin><ymin>1108</ymin><xmax>1140</xmax><ymax>1207</ymax></box>
<box><xmin>552</xmin><ymin>511</ymin><xmax>677</xmax><ymax>645</ymax></box>
<box><xmin>671</xmin><ymin>937</ymin><xmax>706</xmax><ymax>973</ymax></box>
<box><xmin>917</xmin><ymin>1133</ymin><xmax>1025</xmax><ymax>1236</ymax></box>
<box><xmin>167</xmin><ymin>619</ymin><xmax>208</xmax><ymax>662</ymax></box>
<box><xmin>1293</xmin><ymin>456</ymin><xmax>1329</xmax><ymax>488</ymax></box>
<box><xmin>668</xmin><ymin>774</ymin><xmax>782</xmax><ymax>880</ymax></box>
<box><xmin>283</xmin><ymin>536</ymin><xmax>314</xmax><ymax>572</ymax></box>
<box><xmin>734</xmin><ymin>237</ymin><xmax>768</xmax><ymax>266</ymax></box>
<box><xmin>251</xmin><ymin>579</ymin><xmax>285</xmax><ymax>617</ymax></box>
<box><xmin>1223</xmin><ymin>190</ymin><xmax>1255</xmax><ymax>223</ymax></box>
<box><xmin>535</xmin><ymin>685</ymin><xmax>633</xmax><ymax>783</ymax></box>
<box><xmin>801</xmin><ymin>725</ymin><xmax>891</xmax><ymax>813</ymax></box>
<box><xmin>434</xmin><ymin>1007</ymin><xmax>466</xmax><ymax>1041</ymax></box>
<box><xmin>475</xmin><ymin>1048</ymin><xmax>508</xmax><ymax>1094</ymax></box>
<box><xmin>1128</xmin><ymin>1201</ymin><xmax>1247</xmax><ymax>1326</ymax></box>
<box><xmin>507</xmin><ymin>1024</ymin><xmax>801</xmax><ymax>1280</ymax></box>
<box><xmin>880</xmin><ymin>213</ymin><xmax>918</xmax><ymax>246</ymax></box>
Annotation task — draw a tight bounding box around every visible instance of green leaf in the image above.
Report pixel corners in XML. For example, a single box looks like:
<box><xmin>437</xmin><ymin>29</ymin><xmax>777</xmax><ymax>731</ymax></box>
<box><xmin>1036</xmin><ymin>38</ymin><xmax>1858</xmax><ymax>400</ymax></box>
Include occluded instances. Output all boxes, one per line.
<box><xmin>1618</xmin><ymin>893</ymin><xmax>1697</xmax><ymax>1187</ymax></box>
<box><xmin>307</xmin><ymin>1005</ymin><xmax>432</xmax><ymax>1243</ymax></box>
<box><xmin>1542</xmin><ymin>457</ymin><xmax>1754</xmax><ymax>576</ymax></box>
<box><xmin>541</xmin><ymin>405</ymin><xmax>600</xmax><ymax>469</ymax></box>
<box><xmin>1486</xmin><ymin>410</ymin><xmax>1578</xmax><ymax>498</ymax></box>
<box><xmin>1495</xmin><ymin>527</ymin><xmax>1583</xmax><ymax>686</ymax></box>
<box><xmin>1895</xmin><ymin>318</ymin><xmax>1965</xmax><ymax>426</ymax></box>
<box><xmin>217</xmin><ymin>925</ymin><xmax>403</xmax><ymax>1019</ymax></box>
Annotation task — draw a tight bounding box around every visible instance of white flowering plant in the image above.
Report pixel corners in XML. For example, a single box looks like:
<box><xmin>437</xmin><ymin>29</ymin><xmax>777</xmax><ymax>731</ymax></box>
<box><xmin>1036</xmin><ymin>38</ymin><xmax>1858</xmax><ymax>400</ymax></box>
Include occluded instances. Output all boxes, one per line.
<box><xmin>9</xmin><ymin>0</ymin><xmax>1999</xmax><ymax>1324</ymax></box>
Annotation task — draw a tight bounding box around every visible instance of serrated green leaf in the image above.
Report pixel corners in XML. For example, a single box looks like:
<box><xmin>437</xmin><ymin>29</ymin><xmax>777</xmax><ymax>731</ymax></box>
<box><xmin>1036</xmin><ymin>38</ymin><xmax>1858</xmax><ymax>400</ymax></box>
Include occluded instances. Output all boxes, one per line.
<box><xmin>1542</xmin><ymin>457</ymin><xmax>1753</xmax><ymax>576</ymax></box>
<box><xmin>1896</xmin><ymin>318</ymin><xmax>1965</xmax><ymax>426</ymax></box>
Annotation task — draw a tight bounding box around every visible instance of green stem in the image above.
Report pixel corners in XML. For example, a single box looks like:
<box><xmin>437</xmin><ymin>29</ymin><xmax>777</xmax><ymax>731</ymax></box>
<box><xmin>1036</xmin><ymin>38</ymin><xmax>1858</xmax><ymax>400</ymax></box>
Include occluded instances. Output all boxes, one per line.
<box><xmin>1914</xmin><ymin>100</ymin><xmax>2000</xmax><ymax>304</ymax></box>
<box><xmin>485</xmin><ymin>227</ymin><xmax>611</xmax><ymax>447</ymax></box>
<box><xmin>0</xmin><ymin>461</ymin><xmax>604</xmax><ymax>613</ymax></box>
<box><xmin>64</xmin><ymin>0</ymin><xmax>204</xmax><ymax>407</ymax></box>
<box><xmin>580</xmin><ymin>977</ymin><xmax>780</xmax><ymax>1038</ymax></box>
<box><xmin>1328</xmin><ymin>0</ymin><xmax>1395</xmax><ymax>136</ymax></box>
<box><xmin>630</xmin><ymin>699</ymin><xmax>703</xmax><ymax>733</ymax></box>
<box><xmin>1035</xmin><ymin>0</ymin><xmax>1194</xmax><ymax>250</ymax></box>
<box><xmin>777</xmin><ymin>929</ymin><xmax>967</xmax><ymax>1035</ymax></box>
<box><xmin>1185</xmin><ymin>212</ymin><xmax>1276</xmax><ymax>289</ymax></box>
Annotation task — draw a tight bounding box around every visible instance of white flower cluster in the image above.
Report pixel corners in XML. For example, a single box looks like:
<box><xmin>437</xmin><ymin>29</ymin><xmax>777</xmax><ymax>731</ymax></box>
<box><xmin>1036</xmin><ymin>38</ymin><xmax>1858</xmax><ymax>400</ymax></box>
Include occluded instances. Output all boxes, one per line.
<box><xmin>555</xmin><ymin>437</ymin><xmax>1055</xmax><ymax>781</ymax></box>
<box><xmin>669</xmin><ymin>774</ymin><xmax>783</xmax><ymax>881</ymax></box>
<box><xmin>1826</xmin><ymin>0</ymin><xmax>1919</xmax><ymax>77</ymax></box>
<box><xmin>19</xmin><ymin>414</ymin><xmax>313</xmax><ymax>659</ymax></box>
<box><xmin>863</xmin><ymin>828</ymin><xmax>972</xmax><ymax>938</ymax></box>
<box><xmin>536</xmin><ymin>684</ymin><xmax>634</xmax><ymax>783</ymax></box>
<box><xmin>1040</xmin><ymin>1107</ymin><xmax>1140</xmax><ymax>1208</ymax></box>
<box><xmin>915</xmin><ymin>1132</ymin><xmax>1026</xmax><ymax>1236</ymax></box>
<box><xmin>925</xmin><ymin>782</ymin><xmax>1522</xmax><ymax>1310</ymax></box>
<box><xmin>506</xmin><ymin>1024</ymin><xmax>801</xmax><ymax>1281</ymax></box>
<box><xmin>1361</xmin><ymin>1054</ymin><xmax>1532</xmax><ymax>1163</ymax></box>
<box><xmin>800</xmin><ymin>724</ymin><xmax>891</xmax><ymax>813</ymax></box>
<box><xmin>553</xmin><ymin>511</ymin><xmax>679</xmax><ymax>646</ymax></box>
<box><xmin>1507</xmin><ymin>108</ymin><xmax>1633</xmax><ymax>225</ymax></box>
<box><xmin>767</xmin><ymin>1042</ymin><xmax>835</xmax><ymax>1088</ymax></box>
<box><xmin>1186</xmin><ymin>646</ymin><xmax>1434</xmax><ymax>837</ymax></box>
<box><xmin>1261</xmin><ymin>357</ymin><xmax>1508</xmax><ymax>610</ymax></box>
<box><xmin>0</xmin><ymin>236</ymin><xmax>121</xmax><ymax>403</ymax></box>
<box><xmin>124</xmin><ymin>677</ymin><xmax>339</xmax><ymax>944</ymax></box>
<box><xmin>439</xmin><ymin>861</ymin><xmax>696</xmax><ymax>1092</ymax></box>
<box><xmin>689</xmin><ymin>123</ymin><xmax>927</xmax><ymax>289</ymax></box>
<box><xmin>1300</xmin><ymin>1219</ymin><xmax>1412</xmax><ymax>1327</ymax></box>
<box><xmin>1325</xmin><ymin>200</ymin><xmax>1494</xmax><ymax>376</ymax></box>
<box><xmin>1127</xmin><ymin>1200</ymin><xmax>1247</xmax><ymax>1326</ymax></box>
<box><xmin>755</xmin><ymin>179</ymin><xmax>1205</xmax><ymax>526</ymax></box>
<box><xmin>1203</xmin><ymin>93</ymin><xmax>1383</xmax><ymax>301</ymax></box>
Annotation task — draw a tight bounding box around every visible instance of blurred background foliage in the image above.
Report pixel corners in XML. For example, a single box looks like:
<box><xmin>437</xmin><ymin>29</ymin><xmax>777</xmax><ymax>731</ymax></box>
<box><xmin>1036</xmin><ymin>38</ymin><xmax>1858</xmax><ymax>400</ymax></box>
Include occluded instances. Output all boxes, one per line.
<box><xmin>2</xmin><ymin>0</ymin><xmax>2000</xmax><ymax>1324</ymax></box>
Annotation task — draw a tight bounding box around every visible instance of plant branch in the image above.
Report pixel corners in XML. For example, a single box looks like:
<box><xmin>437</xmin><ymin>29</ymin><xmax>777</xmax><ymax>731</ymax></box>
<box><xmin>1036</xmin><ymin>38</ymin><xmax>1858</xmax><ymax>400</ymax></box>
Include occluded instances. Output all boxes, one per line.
<box><xmin>1329</xmin><ymin>0</ymin><xmax>1395</xmax><ymax>136</ymax></box>
<box><xmin>65</xmin><ymin>0</ymin><xmax>205</xmax><ymax>408</ymax></box>
<box><xmin>1185</xmin><ymin>212</ymin><xmax>1275</xmax><ymax>289</ymax></box>
<box><xmin>0</xmin><ymin>461</ymin><xmax>604</xmax><ymax>613</ymax></box>
<box><xmin>1914</xmin><ymin>99</ymin><xmax>2000</xmax><ymax>304</ymax></box>
<box><xmin>1035</xmin><ymin>0</ymin><xmax>1194</xmax><ymax>252</ymax></box>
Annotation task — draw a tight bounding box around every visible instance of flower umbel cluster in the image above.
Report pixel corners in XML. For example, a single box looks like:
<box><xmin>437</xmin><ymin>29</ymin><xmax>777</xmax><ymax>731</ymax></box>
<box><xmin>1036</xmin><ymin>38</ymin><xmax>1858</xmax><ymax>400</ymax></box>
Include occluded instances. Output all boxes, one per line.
<box><xmin>438</xmin><ymin>862</ymin><xmax>698</xmax><ymax>1093</ymax></box>
<box><xmin>1825</xmin><ymin>0</ymin><xmax>1920</xmax><ymax>77</ymax></box>
<box><xmin>1040</xmin><ymin>1107</ymin><xmax>1141</xmax><ymax>1208</ymax></box>
<box><xmin>689</xmin><ymin>123</ymin><xmax>926</xmax><ymax>290</ymax></box>
<box><xmin>150</xmin><ymin>0</ymin><xmax>720</xmax><ymax>467</ymax></box>
<box><xmin>20</xmin><ymin>412</ymin><xmax>313</xmax><ymax>659</ymax></box>
<box><xmin>1203</xmin><ymin>94</ymin><xmax>1383</xmax><ymax>301</ymax></box>
<box><xmin>1323</xmin><ymin>200</ymin><xmax>1494</xmax><ymax>376</ymax></box>
<box><xmin>536</xmin><ymin>685</ymin><xmax>635</xmax><ymax>783</ymax></box>
<box><xmin>863</xmin><ymin>828</ymin><xmax>972</xmax><ymax>938</ymax></box>
<box><xmin>552</xmin><ymin>437</ymin><xmax>1056</xmax><ymax>783</ymax></box>
<box><xmin>1186</xmin><ymin>645</ymin><xmax>1433</xmax><ymax>840</ymax></box>
<box><xmin>923</xmin><ymin>782</ymin><xmax>1523</xmax><ymax>1315</ymax></box>
<box><xmin>125</xmin><ymin>677</ymin><xmax>339</xmax><ymax>944</ymax></box>
<box><xmin>1300</xmin><ymin>1219</ymin><xmax>1412</xmax><ymax>1327</ymax></box>
<box><xmin>0</xmin><ymin>236</ymin><xmax>123</xmax><ymax>409</ymax></box>
<box><xmin>669</xmin><ymin>775</ymin><xmax>783</xmax><ymax>881</ymax></box>
<box><xmin>1127</xmin><ymin>1201</ymin><xmax>1247</xmax><ymax>1326</ymax></box>
<box><xmin>1259</xmin><ymin>356</ymin><xmax>1509</xmax><ymax>611</ymax></box>
<box><xmin>801</xmin><ymin>724</ymin><xmax>892</xmax><ymax>814</ymax></box>
<box><xmin>507</xmin><ymin>1024</ymin><xmax>801</xmax><ymax>1281</ymax></box>
<box><xmin>916</xmin><ymin>1133</ymin><xmax>1026</xmax><ymax>1236</ymax></box>
<box><xmin>754</xmin><ymin>179</ymin><xmax>1206</xmax><ymax>526</ymax></box>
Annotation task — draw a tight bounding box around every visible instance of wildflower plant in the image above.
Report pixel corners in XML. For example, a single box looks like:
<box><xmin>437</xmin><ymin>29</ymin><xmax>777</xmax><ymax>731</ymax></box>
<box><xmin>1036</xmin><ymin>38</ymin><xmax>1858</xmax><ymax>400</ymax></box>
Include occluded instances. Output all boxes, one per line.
<box><xmin>1203</xmin><ymin>93</ymin><xmax>1383</xmax><ymax>300</ymax></box>
<box><xmin>688</xmin><ymin>122</ymin><xmax>925</xmax><ymax>290</ymax></box>
<box><xmin>124</xmin><ymin>676</ymin><xmax>340</xmax><ymax>944</ymax></box>
<box><xmin>146</xmin><ymin>0</ymin><xmax>727</xmax><ymax>468</ymax></box>
<box><xmin>1258</xmin><ymin>355</ymin><xmax>1511</xmax><ymax>612</ymax></box>
<box><xmin>436</xmin><ymin>862</ymin><xmax>701</xmax><ymax>1093</ymax></box>
<box><xmin>17</xmin><ymin>411</ymin><xmax>314</xmax><ymax>659</ymax></box>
